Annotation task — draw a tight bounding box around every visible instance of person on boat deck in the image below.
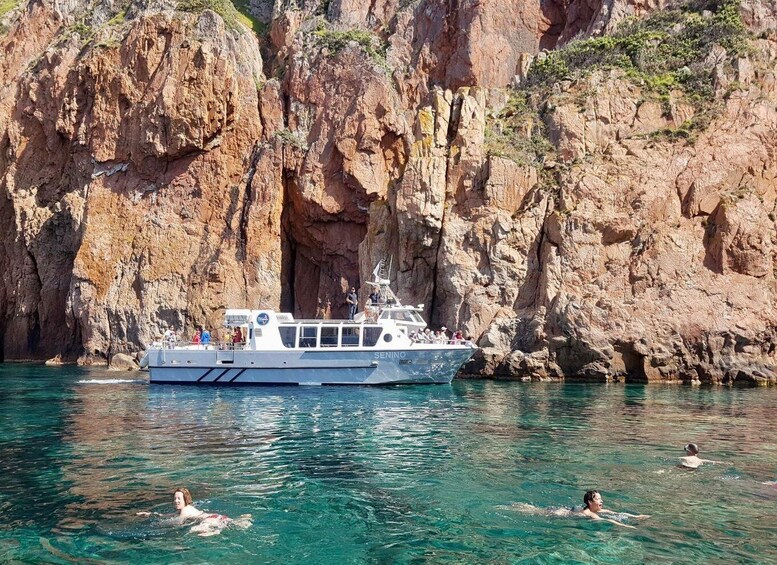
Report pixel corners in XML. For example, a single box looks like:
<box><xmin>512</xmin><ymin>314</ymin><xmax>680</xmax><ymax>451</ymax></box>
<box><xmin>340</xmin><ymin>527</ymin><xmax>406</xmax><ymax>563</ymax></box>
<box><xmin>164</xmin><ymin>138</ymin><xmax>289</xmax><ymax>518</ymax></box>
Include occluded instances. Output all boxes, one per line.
<box><xmin>163</xmin><ymin>327</ymin><xmax>177</xmax><ymax>344</ymax></box>
<box><xmin>232</xmin><ymin>327</ymin><xmax>243</xmax><ymax>346</ymax></box>
<box><xmin>580</xmin><ymin>490</ymin><xmax>649</xmax><ymax>528</ymax></box>
<box><xmin>680</xmin><ymin>443</ymin><xmax>721</xmax><ymax>469</ymax></box>
<box><xmin>369</xmin><ymin>290</ymin><xmax>380</xmax><ymax>305</ymax></box>
<box><xmin>346</xmin><ymin>287</ymin><xmax>358</xmax><ymax>320</ymax></box>
<box><xmin>137</xmin><ymin>487</ymin><xmax>252</xmax><ymax>537</ymax></box>
<box><xmin>201</xmin><ymin>327</ymin><xmax>211</xmax><ymax>346</ymax></box>
<box><xmin>192</xmin><ymin>329</ymin><xmax>201</xmax><ymax>345</ymax></box>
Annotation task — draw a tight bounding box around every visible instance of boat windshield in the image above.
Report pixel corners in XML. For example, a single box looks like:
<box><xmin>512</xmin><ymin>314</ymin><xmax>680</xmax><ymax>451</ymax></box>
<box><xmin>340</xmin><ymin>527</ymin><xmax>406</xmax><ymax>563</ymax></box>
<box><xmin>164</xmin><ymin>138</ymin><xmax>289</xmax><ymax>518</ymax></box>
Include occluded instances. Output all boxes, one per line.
<box><xmin>381</xmin><ymin>310</ymin><xmax>423</xmax><ymax>323</ymax></box>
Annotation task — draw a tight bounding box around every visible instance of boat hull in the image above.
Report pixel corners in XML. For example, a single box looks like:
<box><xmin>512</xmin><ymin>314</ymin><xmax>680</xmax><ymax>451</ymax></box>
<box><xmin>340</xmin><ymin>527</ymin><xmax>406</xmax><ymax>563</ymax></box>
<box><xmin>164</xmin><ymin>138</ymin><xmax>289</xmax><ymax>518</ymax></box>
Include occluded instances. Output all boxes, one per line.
<box><xmin>146</xmin><ymin>347</ymin><xmax>475</xmax><ymax>385</ymax></box>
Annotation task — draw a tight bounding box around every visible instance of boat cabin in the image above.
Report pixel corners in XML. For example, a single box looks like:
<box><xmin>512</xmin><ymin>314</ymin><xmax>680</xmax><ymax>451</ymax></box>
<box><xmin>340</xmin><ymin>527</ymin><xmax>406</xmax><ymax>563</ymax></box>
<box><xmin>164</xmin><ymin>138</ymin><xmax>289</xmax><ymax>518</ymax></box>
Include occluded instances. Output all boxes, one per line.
<box><xmin>223</xmin><ymin>309</ymin><xmax>410</xmax><ymax>351</ymax></box>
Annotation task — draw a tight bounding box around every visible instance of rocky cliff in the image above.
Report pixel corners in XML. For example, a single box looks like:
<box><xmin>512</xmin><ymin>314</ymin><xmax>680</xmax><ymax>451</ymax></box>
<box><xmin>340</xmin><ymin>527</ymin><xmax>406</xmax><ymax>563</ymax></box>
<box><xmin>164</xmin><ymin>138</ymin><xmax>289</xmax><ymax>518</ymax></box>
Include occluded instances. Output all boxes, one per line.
<box><xmin>1</xmin><ymin>0</ymin><xmax>776</xmax><ymax>384</ymax></box>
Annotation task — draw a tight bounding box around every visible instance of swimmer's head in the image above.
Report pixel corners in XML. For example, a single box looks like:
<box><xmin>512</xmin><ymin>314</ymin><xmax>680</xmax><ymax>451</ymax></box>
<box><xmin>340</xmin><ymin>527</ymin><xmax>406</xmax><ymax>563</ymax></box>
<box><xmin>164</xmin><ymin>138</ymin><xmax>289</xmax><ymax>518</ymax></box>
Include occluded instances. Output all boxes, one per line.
<box><xmin>583</xmin><ymin>490</ymin><xmax>602</xmax><ymax>511</ymax></box>
<box><xmin>173</xmin><ymin>487</ymin><xmax>193</xmax><ymax>510</ymax></box>
<box><xmin>684</xmin><ymin>443</ymin><xmax>699</xmax><ymax>455</ymax></box>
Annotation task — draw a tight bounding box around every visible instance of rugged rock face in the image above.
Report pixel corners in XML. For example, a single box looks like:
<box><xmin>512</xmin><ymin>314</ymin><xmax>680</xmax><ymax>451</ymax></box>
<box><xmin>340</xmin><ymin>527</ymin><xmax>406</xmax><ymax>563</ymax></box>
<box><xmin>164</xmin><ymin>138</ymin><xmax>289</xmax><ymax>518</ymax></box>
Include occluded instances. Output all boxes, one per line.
<box><xmin>1</xmin><ymin>0</ymin><xmax>776</xmax><ymax>384</ymax></box>
<box><xmin>1</xmin><ymin>5</ymin><xmax>280</xmax><ymax>362</ymax></box>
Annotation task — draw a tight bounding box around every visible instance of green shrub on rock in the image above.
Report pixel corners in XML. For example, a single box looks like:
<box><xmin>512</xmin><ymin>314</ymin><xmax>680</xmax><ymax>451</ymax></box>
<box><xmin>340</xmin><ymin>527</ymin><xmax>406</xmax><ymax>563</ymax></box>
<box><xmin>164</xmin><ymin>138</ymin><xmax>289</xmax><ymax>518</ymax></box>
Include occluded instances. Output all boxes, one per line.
<box><xmin>526</xmin><ymin>0</ymin><xmax>749</xmax><ymax>102</ymax></box>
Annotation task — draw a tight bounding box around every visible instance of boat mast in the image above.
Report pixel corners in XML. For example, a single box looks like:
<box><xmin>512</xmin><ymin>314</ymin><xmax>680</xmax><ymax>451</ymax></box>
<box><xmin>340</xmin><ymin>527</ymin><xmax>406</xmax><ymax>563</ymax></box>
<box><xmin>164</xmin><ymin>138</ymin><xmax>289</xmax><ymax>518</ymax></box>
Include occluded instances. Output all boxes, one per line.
<box><xmin>370</xmin><ymin>258</ymin><xmax>400</xmax><ymax>306</ymax></box>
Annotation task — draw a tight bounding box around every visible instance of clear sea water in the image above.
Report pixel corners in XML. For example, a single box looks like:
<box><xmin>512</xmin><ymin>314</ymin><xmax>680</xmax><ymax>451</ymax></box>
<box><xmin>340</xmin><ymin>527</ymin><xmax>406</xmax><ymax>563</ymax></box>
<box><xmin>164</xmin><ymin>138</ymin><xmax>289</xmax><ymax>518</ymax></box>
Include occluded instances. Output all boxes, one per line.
<box><xmin>0</xmin><ymin>364</ymin><xmax>775</xmax><ymax>564</ymax></box>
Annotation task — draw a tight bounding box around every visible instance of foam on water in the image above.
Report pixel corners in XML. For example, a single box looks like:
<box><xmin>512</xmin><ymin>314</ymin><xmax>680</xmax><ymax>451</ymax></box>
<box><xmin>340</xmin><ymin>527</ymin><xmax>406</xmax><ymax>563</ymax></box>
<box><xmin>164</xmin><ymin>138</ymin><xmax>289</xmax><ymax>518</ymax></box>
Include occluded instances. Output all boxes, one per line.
<box><xmin>76</xmin><ymin>379</ymin><xmax>145</xmax><ymax>384</ymax></box>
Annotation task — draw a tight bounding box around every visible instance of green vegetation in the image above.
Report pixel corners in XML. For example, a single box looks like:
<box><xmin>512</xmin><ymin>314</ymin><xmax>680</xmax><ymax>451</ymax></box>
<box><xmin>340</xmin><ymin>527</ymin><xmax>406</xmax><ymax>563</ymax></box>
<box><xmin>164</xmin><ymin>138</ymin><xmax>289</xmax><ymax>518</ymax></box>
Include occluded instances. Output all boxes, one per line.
<box><xmin>94</xmin><ymin>37</ymin><xmax>121</xmax><ymax>49</ymax></box>
<box><xmin>107</xmin><ymin>6</ymin><xmax>128</xmax><ymax>26</ymax></box>
<box><xmin>0</xmin><ymin>0</ymin><xmax>19</xmax><ymax>20</ymax></box>
<box><xmin>275</xmin><ymin>128</ymin><xmax>308</xmax><ymax>151</ymax></box>
<box><xmin>230</xmin><ymin>0</ymin><xmax>268</xmax><ymax>35</ymax></box>
<box><xmin>177</xmin><ymin>0</ymin><xmax>267</xmax><ymax>34</ymax></box>
<box><xmin>312</xmin><ymin>24</ymin><xmax>388</xmax><ymax>67</ymax></box>
<box><xmin>485</xmin><ymin>0</ymin><xmax>749</xmax><ymax>164</ymax></box>
<box><xmin>484</xmin><ymin>91</ymin><xmax>552</xmax><ymax>166</ymax></box>
<box><xmin>526</xmin><ymin>0</ymin><xmax>748</xmax><ymax>102</ymax></box>
<box><xmin>70</xmin><ymin>20</ymin><xmax>94</xmax><ymax>41</ymax></box>
<box><xmin>649</xmin><ymin>107</ymin><xmax>716</xmax><ymax>141</ymax></box>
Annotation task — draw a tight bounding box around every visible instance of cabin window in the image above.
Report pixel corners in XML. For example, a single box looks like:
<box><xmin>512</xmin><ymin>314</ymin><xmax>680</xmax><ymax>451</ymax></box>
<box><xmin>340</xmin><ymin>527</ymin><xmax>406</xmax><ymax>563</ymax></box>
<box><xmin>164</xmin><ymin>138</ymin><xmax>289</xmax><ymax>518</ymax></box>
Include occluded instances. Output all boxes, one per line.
<box><xmin>279</xmin><ymin>326</ymin><xmax>297</xmax><ymax>348</ymax></box>
<box><xmin>383</xmin><ymin>333</ymin><xmax>393</xmax><ymax>343</ymax></box>
<box><xmin>363</xmin><ymin>326</ymin><xmax>382</xmax><ymax>347</ymax></box>
<box><xmin>300</xmin><ymin>326</ymin><xmax>318</xmax><ymax>348</ymax></box>
<box><xmin>321</xmin><ymin>326</ymin><xmax>338</xmax><ymax>347</ymax></box>
<box><xmin>341</xmin><ymin>327</ymin><xmax>359</xmax><ymax>347</ymax></box>
<box><xmin>390</xmin><ymin>310</ymin><xmax>417</xmax><ymax>322</ymax></box>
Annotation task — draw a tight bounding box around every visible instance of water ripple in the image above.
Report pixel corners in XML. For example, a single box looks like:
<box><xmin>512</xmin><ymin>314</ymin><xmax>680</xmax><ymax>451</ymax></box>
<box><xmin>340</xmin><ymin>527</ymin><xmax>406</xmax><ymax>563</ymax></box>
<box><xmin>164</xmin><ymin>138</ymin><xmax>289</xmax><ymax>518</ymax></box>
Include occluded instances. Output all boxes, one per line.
<box><xmin>1</xmin><ymin>366</ymin><xmax>776</xmax><ymax>563</ymax></box>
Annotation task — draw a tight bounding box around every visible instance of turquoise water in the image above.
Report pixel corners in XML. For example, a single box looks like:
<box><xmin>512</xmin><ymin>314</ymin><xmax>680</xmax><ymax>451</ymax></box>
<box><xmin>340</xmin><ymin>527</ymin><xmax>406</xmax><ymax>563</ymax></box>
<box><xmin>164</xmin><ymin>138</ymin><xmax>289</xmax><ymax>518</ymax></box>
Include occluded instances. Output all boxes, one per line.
<box><xmin>0</xmin><ymin>365</ymin><xmax>775</xmax><ymax>564</ymax></box>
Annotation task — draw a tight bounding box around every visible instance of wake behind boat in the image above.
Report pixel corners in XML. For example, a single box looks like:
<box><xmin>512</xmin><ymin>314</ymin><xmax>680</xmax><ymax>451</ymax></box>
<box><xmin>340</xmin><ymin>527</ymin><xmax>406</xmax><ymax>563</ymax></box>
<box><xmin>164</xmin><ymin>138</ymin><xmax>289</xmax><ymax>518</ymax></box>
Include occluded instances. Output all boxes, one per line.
<box><xmin>142</xmin><ymin>264</ymin><xmax>477</xmax><ymax>385</ymax></box>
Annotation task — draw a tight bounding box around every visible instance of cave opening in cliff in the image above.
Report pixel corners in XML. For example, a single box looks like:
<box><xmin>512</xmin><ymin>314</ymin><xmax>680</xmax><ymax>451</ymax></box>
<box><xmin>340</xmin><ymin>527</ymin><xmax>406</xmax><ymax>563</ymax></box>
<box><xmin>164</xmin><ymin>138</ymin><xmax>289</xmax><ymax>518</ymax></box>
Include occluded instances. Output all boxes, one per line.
<box><xmin>280</xmin><ymin>171</ymin><xmax>296</xmax><ymax>315</ymax></box>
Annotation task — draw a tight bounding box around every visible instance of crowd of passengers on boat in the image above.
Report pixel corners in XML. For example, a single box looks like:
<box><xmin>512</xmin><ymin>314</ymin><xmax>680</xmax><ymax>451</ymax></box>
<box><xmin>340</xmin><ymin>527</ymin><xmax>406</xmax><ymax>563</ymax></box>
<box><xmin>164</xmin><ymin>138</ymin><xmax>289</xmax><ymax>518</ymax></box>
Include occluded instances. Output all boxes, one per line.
<box><xmin>157</xmin><ymin>322</ymin><xmax>472</xmax><ymax>350</ymax></box>
<box><xmin>410</xmin><ymin>328</ymin><xmax>470</xmax><ymax>344</ymax></box>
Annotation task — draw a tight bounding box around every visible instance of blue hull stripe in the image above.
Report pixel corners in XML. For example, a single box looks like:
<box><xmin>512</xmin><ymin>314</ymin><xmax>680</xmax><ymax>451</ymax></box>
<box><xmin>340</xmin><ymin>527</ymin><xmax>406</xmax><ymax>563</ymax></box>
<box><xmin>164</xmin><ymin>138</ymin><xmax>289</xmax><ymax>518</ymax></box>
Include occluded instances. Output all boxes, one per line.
<box><xmin>227</xmin><ymin>369</ymin><xmax>246</xmax><ymax>383</ymax></box>
<box><xmin>213</xmin><ymin>368</ymin><xmax>236</xmax><ymax>383</ymax></box>
<box><xmin>196</xmin><ymin>368</ymin><xmax>215</xmax><ymax>382</ymax></box>
<box><xmin>210</xmin><ymin>368</ymin><xmax>229</xmax><ymax>382</ymax></box>
<box><xmin>161</xmin><ymin>365</ymin><xmax>376</xmax><ymax>371</ymax></box>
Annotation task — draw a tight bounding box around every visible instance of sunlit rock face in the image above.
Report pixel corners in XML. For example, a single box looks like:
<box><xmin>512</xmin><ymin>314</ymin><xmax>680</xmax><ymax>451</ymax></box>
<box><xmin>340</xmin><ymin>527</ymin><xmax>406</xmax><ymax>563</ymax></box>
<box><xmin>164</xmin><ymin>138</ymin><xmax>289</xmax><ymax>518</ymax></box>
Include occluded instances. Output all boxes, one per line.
<box><xmin>1</xmin><ymin>5</ymin><xmax>280</xmax><ymax>363</ymax></box>
<box><xmin>1</xmin><ymin>0</ymin><xmax>776</xmax><ymax>384</ymax></box>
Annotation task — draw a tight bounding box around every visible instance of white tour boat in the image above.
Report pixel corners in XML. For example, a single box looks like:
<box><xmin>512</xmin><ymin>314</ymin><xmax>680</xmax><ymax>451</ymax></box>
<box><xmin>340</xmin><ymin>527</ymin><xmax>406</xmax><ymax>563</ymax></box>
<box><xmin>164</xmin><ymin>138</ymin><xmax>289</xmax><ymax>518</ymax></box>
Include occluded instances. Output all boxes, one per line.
<box><xmin>142</xmin><ymin>264</ymin><xmax>477</xmax><ymax>385</ymax></box>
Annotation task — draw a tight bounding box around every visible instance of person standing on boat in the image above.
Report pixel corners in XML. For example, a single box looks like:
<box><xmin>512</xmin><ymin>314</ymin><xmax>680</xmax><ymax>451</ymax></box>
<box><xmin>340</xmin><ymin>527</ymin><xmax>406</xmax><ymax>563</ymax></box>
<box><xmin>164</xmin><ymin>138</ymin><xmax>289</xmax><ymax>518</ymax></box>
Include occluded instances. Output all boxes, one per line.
<box><xmin>201</xmin><ymin>327</ymin><xmax>211</xmax><ymax>346</ymax></box>
<box><xmin>369</xmin><ymin>290</ymin><xmax>380</xmax><ymax>305</ymax></box>
<box><xmin>163</xmin><ymin>327</ymin><xmax>177</xmax><ymax>345</ymax></box>
<box><xmin>346</xmin><ymin>287</ymin><xmax>358</xmax><ymax>320</ymax></box>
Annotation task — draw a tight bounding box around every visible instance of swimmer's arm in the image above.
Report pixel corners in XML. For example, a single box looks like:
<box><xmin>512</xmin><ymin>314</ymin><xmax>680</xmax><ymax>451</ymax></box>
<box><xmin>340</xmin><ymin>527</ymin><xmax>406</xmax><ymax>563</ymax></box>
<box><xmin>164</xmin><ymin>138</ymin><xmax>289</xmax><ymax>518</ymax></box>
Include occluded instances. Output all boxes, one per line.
<box><xmin>600</xmin><ymin>510</ymin><xmax>650</xmax><ymax>519</ymax></box>
<box><xmin>136</xmin><ymin>511</ymin><xmax>176</xmax><ymax>520</ymax></box>
<box><xmin>588</xmin><ymin>513</ymin><xmax>636</xmax><ymax>529</ymax></box>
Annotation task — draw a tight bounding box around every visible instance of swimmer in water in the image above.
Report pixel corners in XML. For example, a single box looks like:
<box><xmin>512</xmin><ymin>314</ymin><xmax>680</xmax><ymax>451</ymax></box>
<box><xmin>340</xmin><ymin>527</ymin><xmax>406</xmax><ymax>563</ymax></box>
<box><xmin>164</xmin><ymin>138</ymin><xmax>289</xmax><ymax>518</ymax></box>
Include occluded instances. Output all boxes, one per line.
<box><xmin>580</xmin><ymin>490</ymin><xmax>649</xmax><ymax>529</ymax></box>
<box><xmin>508</xmin><ymin>491</ymin><xmax>649</xmax><ymax>529</ymax></box>
<box><xmin>679</xmin><ymin>443</ymin><xmax>721</xmax><ymax>469</ymax></box>
<box><xmin>137</xmin><ymin>487</ymin><xmax>252</xmax><ymax>536</ymax></box>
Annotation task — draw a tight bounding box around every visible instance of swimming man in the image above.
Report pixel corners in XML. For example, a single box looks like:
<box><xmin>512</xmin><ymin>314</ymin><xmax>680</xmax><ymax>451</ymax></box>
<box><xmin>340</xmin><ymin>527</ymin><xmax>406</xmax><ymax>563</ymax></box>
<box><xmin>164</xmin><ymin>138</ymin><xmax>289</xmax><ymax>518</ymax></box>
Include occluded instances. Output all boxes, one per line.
<box><xmin>679</xmin><ymin>443</ymin><xmax>720</xmax><ymax>469</ymax></box>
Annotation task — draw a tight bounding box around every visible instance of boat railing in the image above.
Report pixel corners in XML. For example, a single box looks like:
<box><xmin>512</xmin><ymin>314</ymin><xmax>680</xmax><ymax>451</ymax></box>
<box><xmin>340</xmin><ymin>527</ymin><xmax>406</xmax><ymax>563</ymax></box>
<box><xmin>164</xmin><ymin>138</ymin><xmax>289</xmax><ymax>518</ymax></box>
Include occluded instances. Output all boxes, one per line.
<box><xmin>409</xmin><ymin>338</ymin><xmax>476</xmax><ymax>347</ymax></box>
<box><xmin>156</xmin><ymin>340</ymin><xmax>247</xmax><ymax>350</ymax></box>
<box><xmin>287</xmin><ymin>318</ymin><xmax>368</xmax><ymax>325</ymax></box>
